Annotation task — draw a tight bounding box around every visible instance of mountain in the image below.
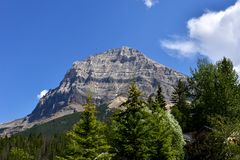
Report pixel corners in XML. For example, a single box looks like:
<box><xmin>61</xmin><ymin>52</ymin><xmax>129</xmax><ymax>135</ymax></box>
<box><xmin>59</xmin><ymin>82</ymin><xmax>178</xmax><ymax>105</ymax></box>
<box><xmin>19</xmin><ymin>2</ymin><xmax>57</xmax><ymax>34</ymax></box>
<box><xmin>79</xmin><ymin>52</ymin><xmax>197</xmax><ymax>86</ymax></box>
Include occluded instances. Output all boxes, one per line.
<box><xmin>0</xmin><ymin>46</ymin><xmax>186</xmax><ymax>136</ymax></box>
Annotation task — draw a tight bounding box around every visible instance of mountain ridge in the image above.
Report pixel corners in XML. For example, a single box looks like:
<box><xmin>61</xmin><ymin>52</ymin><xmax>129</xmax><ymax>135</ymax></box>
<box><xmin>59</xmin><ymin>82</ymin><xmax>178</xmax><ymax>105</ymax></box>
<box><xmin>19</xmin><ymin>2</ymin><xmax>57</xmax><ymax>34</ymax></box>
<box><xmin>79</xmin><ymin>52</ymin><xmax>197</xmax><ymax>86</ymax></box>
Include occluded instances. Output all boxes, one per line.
<box><xmin>0</xmin><ymin>46</ymin><xmax>186</xmax><ymax>136</ymax></box>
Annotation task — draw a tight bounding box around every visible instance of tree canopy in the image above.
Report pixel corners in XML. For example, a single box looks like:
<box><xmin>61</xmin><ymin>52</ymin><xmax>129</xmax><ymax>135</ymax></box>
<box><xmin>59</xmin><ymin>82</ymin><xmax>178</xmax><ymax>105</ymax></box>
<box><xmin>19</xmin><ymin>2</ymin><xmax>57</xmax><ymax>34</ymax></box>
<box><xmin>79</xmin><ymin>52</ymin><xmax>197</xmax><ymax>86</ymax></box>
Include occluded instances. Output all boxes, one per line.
<box><xmin>57</xmin><ymin>95</ymin><xmax>112</xmax><ymax>160</ymax></box>
<box><xmin>110</xmin><ymin>83</ymin><xmax>185</xmax><ymax>160</ymax></box>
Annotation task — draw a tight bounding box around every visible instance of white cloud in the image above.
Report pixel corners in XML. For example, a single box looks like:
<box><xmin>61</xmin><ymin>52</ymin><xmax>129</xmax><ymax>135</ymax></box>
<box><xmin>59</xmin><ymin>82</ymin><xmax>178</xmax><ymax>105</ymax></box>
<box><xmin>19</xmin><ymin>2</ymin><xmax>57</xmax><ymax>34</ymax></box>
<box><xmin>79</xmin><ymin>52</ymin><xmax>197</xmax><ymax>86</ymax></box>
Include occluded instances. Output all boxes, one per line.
<box><xmin>144</xmin><ymin>0</ymin><xmax>158</xmax><ymax>8</ymax></box>
<box><xmin>234</xmin><ymin>65</ymin><xmax>240</xmax><ymax>74</ymax></box>
<box><xmin>161</xmin><ymin>40</ymin><xmax>198</xmax><ymax>57</ymax></box>
<box><xmin>161</xmin><ymin>1</ymin><xmax>240</xmax><ymax>74</ymax></box>
<box><xmin>37</xmin><ymin>90</ymin><xmax>48</xmax><ymax>99</ymax></box>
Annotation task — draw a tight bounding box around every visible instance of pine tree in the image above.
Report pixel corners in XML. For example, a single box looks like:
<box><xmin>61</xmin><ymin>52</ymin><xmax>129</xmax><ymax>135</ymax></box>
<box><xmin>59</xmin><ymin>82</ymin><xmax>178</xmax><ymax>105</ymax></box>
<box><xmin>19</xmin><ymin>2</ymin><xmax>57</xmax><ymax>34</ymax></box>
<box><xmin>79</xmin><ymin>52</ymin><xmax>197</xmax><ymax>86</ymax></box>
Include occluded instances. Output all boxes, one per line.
<box><xmin>190</xmin><ymin>58</ymin><xmax>240</xmax><ymax>129</ymax></box>
<box><xmin>171</xmin><ymin>80</ymin><xmax>190</xmax><ymax>131</ymax></box>
<box><xmin>207</xmin><ymin>58</ymin><xmax>240</xmax><ymax>160</ymax></box>
<box><xmin>189</xmin><ymin>58</ymin><xmax>218</xmax><ymax>129</ymax></box>
<box><xmin>148</xmin><ymin>109</ymin><xmax>185</xmax><ymax>160</ymax></box>
<box><xmin>110</xmin><ymin>83</ymin><xmax>150</xmax><ymax>159</ymax></box>
<box><xmin>110</xmin><ymin>83</ymin><xmax>185</xmax><ymax>160</ymax></box>
<box><xmin>215</xmin><ymin>57</ymin><xmax>240</xmax><ymax>119</ymax></box>
<box><xmin>57</xmin><ymin>95</ymin><xmax>112</xmax><ymax>160</ymax></box>
<box><xmin>188</xmin><ymin>57</ymin><xmax>240</xmax><ymax>159</ymax></box>
<box><xmin>149</xmin><ymin>85</ymin><xmax>185</xmax><ymax>160</ymax></box>
<box><xmin>154</xmin><ymin>85</ymin><xmax>166</xmax><ymax>110</ymax></box>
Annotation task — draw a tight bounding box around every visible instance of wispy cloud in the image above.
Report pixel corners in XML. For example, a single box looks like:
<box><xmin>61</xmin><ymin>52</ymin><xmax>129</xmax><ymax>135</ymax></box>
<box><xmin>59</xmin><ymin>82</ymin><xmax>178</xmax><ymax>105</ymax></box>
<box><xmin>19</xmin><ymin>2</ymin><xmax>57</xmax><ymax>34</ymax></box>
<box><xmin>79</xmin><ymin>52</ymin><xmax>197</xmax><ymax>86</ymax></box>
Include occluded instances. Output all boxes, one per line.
<box><xmin>144</xmin><ymin>0</ymin><xmax>158</xmax><ymax>8</ymax></box>
<box><xmin>161</xmin><ymin>1</ymin><xmax>240</xmax><ymax>74</ymax></box>
<box><xmin>161</xmin><ymin>40</ymin><xmax>198</xmax><ymax>57</ymax></box>
<box><xmin>37</xmin><ymin>90</ymin><xmax>48</xmax><ymax>99</ymax></box>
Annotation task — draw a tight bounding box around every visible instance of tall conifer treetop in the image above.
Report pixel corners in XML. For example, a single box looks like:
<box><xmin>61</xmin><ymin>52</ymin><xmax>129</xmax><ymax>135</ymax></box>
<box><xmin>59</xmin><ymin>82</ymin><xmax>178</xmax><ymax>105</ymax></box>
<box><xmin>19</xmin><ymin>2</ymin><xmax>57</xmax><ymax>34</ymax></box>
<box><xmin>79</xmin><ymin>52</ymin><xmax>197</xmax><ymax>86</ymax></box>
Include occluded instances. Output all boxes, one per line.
<box><xmin>57</xmin><ymin>95</ymin><xmax>112</xmax><ymax>160</ymax></box>
<box><xmin>110</xmin><ymin>83</ymin><xmax>185</xmax><ymax>160</ymax></box>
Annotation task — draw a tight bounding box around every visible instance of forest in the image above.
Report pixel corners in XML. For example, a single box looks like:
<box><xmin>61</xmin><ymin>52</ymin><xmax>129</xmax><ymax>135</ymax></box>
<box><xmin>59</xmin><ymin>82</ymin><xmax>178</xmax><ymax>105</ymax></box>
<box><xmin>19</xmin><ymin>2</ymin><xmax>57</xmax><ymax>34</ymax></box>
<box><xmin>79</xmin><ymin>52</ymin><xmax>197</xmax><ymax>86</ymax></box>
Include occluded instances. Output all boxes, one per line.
<box><xmin>1</xmin><ymin>57</ymin><xmax>240</xmax><ymax>160</ymax></box>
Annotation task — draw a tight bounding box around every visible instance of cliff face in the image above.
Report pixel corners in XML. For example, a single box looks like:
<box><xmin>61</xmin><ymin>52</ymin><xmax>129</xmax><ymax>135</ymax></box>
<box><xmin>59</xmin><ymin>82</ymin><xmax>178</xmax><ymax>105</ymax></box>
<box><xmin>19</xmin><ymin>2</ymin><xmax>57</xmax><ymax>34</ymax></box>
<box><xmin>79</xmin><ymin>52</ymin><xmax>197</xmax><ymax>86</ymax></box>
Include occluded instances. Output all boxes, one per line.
<box><xmin>0</xmin><ymin>46</ymin><xmax>186</xmax><ymax>136</ymax></box>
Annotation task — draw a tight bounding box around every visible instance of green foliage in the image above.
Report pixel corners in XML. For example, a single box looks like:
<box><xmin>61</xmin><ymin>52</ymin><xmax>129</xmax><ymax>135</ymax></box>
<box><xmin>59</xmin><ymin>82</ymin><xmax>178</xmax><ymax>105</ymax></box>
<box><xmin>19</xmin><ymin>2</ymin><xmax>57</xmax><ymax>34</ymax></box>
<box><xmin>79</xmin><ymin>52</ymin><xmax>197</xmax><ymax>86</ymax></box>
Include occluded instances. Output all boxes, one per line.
<box><xmin>2</xmin><ymin>57</ymin><xmax>240</xmax><ymax>160</ymax></box>
<box><xmin>8</xmin><ymin>147</ymin><xmax>34</xmax><ymax>160</ymax></box>
<box><xmin>150</xmin><ymin>84</ymin><xmax>185</xmax><ymax>159</ymax></box>
<box><xmin>0</xmin><ymin>134</ymin><xmax>66</xmax><ymax>160</ymax></box>
<box><xmin>171</xmin><ymin>80</ymin><xmax>191</xmax><ymax>132</ymax></box>
<box><xmin>110</xmin><ymin>83</ymin><xmax>150</xmax><ymax>159</ymax></box>
<box><xmin>110</xmin><ymin>83</ymin><xmax>185</xmax><ymax>160</ymax></box>
<box><xmin>208</xmin><ymin>117</ymin><xmax>240</xmax><ymax>160</ymax></box>
<box><xmin>189</xmin><ymin>57</ymin><xmax>240</xmax><ymax>129</ymax></box>
<box><xmin>215</xmin><ymin>57</ymin><xmax>240</xmax><ymax>118</ymax></box>
<box><xmin>148</xmin><ymin>85</ymin><xmax>166</xmax><ymax>111</ymax></box>
<box><xmin>187</xmin><ymin>57</ymin><xmax>240</xmax><ymax>159</ymax></box>
<box><xmin>18</xmin><ymin>112</ymin><xmax>82</xmax><ymax>137</ymax></box>
<box><xmin>149</xmin><ymin>110</ymin><xmax>185</xmax><ymax>160</ymax></box>
<box><xmin>154</xmin><ymin>85</ymin><xmax>166</xmax><ymax>110</ymax></box>
<box><xmin>18</xmin><ymin>104</ymin><xmax>110</xmax><ymax>137</ymax></box>
<box><xmin>57</xmin><ymin>95</ymin><xmax>112</xmax><ymax>160</ymax></box>
<box><xmin>188</xmin><ymin>58</ymin><xmax>218</xmax><ymax>129</ymax></box>
<box><xmin>0</xmin><ymin>101</ymin><xmax>112</xmax><ymax>160</ymax></box>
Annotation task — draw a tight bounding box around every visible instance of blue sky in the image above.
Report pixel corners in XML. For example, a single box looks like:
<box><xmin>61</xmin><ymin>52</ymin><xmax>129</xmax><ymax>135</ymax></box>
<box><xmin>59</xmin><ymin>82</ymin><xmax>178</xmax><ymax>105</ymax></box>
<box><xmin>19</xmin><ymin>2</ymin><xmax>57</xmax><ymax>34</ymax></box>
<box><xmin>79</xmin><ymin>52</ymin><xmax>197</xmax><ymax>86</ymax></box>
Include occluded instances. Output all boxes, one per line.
<box><xmin>0</xmin><ymin>0</ymin><xmax>238</xmax><ymax>123</ymax></box>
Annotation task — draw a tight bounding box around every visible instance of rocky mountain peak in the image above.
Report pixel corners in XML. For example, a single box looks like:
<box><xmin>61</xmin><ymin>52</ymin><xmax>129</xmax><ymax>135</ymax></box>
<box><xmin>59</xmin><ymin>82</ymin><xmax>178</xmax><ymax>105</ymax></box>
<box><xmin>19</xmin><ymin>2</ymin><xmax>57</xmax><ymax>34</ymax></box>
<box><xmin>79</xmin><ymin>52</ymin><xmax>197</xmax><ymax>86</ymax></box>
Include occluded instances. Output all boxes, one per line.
<box><xmin>29</xmin><ymin>46</ymin><xmax>184</xmax><ymax>122</ymax></box>
<box><xmin>73</xmin><ymin>46</ymin><xmax>152</xmax><ymax>68</ymax></box>
<box><xmin>0</xmin><ymin>47</ymin><xmax>186</xmax><ymax>136</ymax></box>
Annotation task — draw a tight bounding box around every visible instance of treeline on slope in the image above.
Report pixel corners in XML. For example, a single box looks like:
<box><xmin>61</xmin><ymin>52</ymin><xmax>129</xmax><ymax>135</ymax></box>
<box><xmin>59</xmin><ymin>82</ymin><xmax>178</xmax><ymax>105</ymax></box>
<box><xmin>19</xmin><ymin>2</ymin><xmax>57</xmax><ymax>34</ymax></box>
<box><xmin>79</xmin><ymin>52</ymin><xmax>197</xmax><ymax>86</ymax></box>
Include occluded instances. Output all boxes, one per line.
<box><xmin>1</xmin><ymin>57</ymin><xmax>240</xmax><ymax>159</ymax></box>
<box><xmin>0</xmin><ymin>134</ymin><xmax>66</xmax><ymax>160</ymax></box>
<box><xmin>0</xmin><ymin>84</ymin><xmax>185</xmax><ymax>159</ymax></box>
<box><xmin>17</xmin><ymin>104</ymin><xmax>109</xmax><ymax>137</ymax></box>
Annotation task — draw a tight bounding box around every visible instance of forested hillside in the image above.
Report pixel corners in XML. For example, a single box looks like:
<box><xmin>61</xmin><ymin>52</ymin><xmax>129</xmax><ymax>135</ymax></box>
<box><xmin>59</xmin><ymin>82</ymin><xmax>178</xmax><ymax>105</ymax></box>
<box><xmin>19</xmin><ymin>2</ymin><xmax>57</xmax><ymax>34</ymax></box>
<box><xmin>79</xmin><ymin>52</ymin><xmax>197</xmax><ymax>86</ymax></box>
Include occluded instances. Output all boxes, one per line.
<box><xmin>1</xmin><ymin>57</ymin><xmax>240</xmax><ymax>159</ymax></box>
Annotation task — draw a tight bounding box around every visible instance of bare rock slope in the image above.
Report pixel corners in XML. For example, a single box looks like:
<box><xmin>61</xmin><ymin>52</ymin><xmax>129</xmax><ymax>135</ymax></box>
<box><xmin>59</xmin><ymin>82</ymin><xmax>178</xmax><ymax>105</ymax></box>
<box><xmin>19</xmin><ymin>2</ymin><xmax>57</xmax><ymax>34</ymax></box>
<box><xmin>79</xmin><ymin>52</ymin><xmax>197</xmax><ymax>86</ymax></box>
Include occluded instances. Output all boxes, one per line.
<box><xmin>0</xmin><ymin>46</ymin><xmax>186</xmax><ymax>136</ymax></box>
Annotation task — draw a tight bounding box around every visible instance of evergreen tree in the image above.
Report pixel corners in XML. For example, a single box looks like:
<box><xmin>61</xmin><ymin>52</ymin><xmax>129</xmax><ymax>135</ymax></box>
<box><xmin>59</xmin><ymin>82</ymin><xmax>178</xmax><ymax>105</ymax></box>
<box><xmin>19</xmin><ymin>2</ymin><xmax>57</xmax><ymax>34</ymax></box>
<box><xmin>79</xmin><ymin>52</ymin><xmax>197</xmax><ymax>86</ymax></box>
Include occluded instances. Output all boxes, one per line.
<box><xmin>149</xmin><ymin>84</ymin><xmax>185</xmax><ymax>160</ymax></box>
<box><xmin>188</xmin><ymin>58</ymin><xmax>218</xmax><ymax>129</ymax></box>
<box><xmin>0</xmin><ymin>134</ymin><xmax>66</xmax><ymax>160</ymax></box>
<box><xmin>110</xmin><ymin>83</ymin><xmax>185</xmax><ymax>160</ymax></box>
<box><xmin>154</xmin><ymin>85</ymin><xmax>166</xmax><ymax>110</ymax></box>
<box><xmin>206</xmin><ymin>58</ymin><xmax>240</xmax><ymax>160</ymax></box>
<box><xmin>8</xmin><ymin>147</ymin><xmax>34</xmax><ymax>160</ymax></box>
<box><xmin>149</xmin><ymin>109</ymin><xmax>185</xmax><ymax>160</ymax></box>
<box><xmin>147</xmin><ymin>93</ymin><xmax>155</xmax><ymax>110</ymax></box>
<box><xmin>57</xmin><ymin>95</ymin><xmax>112</xmax><ymax>160</ymax></box>
<box><xmin>188</xmin><ymin>57</ymin><xmax>240</xmax><ymax>159</ymax></box>
<box><xmin>171</xmin><ymin>80</ymin><xmax>191</xmax><ymax>132</ymax></box>
<box><xmin>215</xmin><ymin>57</ymin><xmax>240</xmax><ymax>119</ymax></box>
<box><xmin>110</xmin><ymin>83</ymin><xmax>150</xmax><ymax>159</ymax></box>
<box><xmin>189</xmin><ymin>58</ymin><xmax>240</xmax><ymax>129</ymax></box>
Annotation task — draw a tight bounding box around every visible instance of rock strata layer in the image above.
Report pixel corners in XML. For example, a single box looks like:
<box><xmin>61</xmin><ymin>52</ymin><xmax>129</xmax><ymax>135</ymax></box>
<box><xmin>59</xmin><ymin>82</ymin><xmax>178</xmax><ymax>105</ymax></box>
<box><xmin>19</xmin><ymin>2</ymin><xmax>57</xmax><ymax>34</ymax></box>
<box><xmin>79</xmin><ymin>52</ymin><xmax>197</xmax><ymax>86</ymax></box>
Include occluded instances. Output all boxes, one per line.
<box><xmin>0</xmin><ymin>46</ymin><xmax>186</xmax><ymax>136</ymax></box>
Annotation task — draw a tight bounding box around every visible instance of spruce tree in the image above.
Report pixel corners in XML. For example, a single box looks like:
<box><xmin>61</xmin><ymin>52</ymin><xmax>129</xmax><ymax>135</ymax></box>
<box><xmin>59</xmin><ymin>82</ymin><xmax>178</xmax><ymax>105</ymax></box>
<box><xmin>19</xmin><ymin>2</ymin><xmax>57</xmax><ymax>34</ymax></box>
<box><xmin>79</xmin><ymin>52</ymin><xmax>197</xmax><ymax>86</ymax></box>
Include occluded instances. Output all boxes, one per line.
<box><xmin>171</xmin><ymin>80</ymin><xmax>190</xmax><ymax>131</ymax></box>
<box><xmin>154</xmin><ymin>85</ymin><xmax>166</xmax><ymax>110</ymax></box>
<box><xmin>189</xmin><ymin>58</ymin><xmax>218</xmax><ymax>129</ymax></box>
<box><xmin>215</xmin><ymin>57</ymin><xmax>240</xmax><ymax>119</ymax></box>
<box><xmin>188</xmin><ymin>57</ymin><xmax>240</xmax><ymax>159</ymax></box>
<box><xmin>110</xmin><ymin>83</ymin><xmax>185</xmax><ymax>160</ymax></box>
<box><xmin>190</xmin><ymin>58</ymin><xmax>240</xmax><ymax>129</ymax></box>
<box><xmin>110</xmin><ymin>83</ymin><xmax>151</xmax><ymax>159</ymax></box>
<box><xmin>148</xmin><ymin>109</ymin><xmax>185</xmax><ymax>160</ymax></box>
<box><xmin>208</xmin><ymin>58</ymin><xmax>240</xmax><ymax>160</ymax></box>
<box><xmin>57</xmin><ymin>95</ymin><xmax>112</xmax><ymax>160</ymax></box>
<box><xmin>149</xmin><ymin>84</ymin><xmax>185</xmax><ymax>160</ymax></box>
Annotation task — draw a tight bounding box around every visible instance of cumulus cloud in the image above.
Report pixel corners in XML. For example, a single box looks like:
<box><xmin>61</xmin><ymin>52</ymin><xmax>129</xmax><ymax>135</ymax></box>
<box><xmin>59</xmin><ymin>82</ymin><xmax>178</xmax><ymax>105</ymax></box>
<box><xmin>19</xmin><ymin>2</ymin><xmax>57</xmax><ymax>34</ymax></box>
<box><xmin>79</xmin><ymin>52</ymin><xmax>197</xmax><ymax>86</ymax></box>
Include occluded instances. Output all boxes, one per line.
<box><xmin>144</xmin><ymin>0</ymin><xmax>158</xmax><ymax>8</ymax></box>
<box><xmin>161</xmin><ymin>1</ymin><xmax>240</xmax><ymax>74</ymax></box>
<box><xmin>37</xmin><ymin>90</ymin><xmax>48</xmax><ymax>99</ymax></box>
